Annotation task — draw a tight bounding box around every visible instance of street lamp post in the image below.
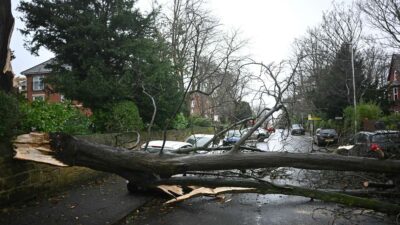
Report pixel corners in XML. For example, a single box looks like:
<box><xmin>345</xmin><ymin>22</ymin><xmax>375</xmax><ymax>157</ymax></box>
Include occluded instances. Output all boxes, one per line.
<box><xmin>350</xmin><ymin>43</ymin><xmax>357</xmax><ymax>135</ymax></box>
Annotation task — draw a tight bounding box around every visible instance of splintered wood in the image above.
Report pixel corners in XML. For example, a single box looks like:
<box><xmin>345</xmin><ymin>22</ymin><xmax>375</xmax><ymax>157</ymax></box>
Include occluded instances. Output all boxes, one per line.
<box><xmin>160</xmin><ymin>186</ymin><xmax>255</xmax><ymax>204</ymax></box>
<box><xmin>13</xmin><ymin>132</ymin><xmax>68</xmax><ymax>167</ymax></box>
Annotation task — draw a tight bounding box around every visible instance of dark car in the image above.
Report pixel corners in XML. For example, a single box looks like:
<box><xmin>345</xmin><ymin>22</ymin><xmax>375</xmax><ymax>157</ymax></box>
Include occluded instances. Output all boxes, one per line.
<box><xmin>291</xmin><ymin>124</ymin><xmax>305</xmax><ymax>135</ymax></box>
<box><xmin>349</xmin><ymin>130</ymin><xmax>400</xmax><ymax>159</ymax></box>
<box><xmin>313</xmin><ymin>128</ymin><xmax>338</xmax><ymax>146</ymax></box>
<box><xmin>222</xmin><ymin>130</ymin><xmax>242</xmax><ymax>146</ymax></box>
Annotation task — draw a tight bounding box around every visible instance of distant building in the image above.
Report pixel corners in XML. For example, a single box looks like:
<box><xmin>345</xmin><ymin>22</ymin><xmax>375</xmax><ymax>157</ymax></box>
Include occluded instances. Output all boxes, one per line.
<box><xmin>388</xmin><ymin>54</ymin><xmax>400</xmax><ymax>112</ymax></box>
<box><xmin>13</xmin><ymin>75</ymin><xmax>27</xmax><ymax>97</ymax></box>
<box><xmin>20</xmin><ymin>59</ymin><xmax>91</xmax><ymax>115</ymax></box>
<box><xmin>20</xmin><ymin>59</ymin><xmax>64</xmax><ymax>102</ymax></box>
<box><xmin>190</xmin><ymin>92</ymin><xmax>212</xmax><ymax>117</ymax></box>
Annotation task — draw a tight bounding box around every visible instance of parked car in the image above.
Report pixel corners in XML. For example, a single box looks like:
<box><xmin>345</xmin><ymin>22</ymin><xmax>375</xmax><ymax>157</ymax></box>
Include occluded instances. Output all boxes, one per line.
<box><xmin>222</xmin><ymin>130</ymin><xmax>242</xmax><ymax>146</ymax></box>
<box><xmin>241</xmin><ymin>127</ymin><xmax>269</xmax><ymax>142</ymax></box>
<box><xmin>291</xmin><ymin>124</ymin><xmax>305</xmax><ymax>135</ymax></box>
<box><xmin>313</xmin><ymin>128</ymin><xmax>338</xmax><ymax>146</ymax></box>
<box><xmin>185</xmin><ymin>134</ymin><xmax>215</xmax><ymax>148</ymax></box>
<box><xmin>349</xmin><ymin>130</ymin><xmax>400</xmax><ymax>159</ymax></box>
<box><xmin>140</xmin><ymin>140</ymin><xmax>192</xmax><ymax>154</ymax></box>
<box><xmin>128</xmin><ymin>140</ymin><xmax>193</xmax><ymax>193</ymax></box>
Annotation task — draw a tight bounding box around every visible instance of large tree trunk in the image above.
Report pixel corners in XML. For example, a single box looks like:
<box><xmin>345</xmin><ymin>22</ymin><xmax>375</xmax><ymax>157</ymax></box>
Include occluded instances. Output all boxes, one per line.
<box><xmin>13</xmin><ymin>132</ymin><xmax>400</xmax><ymax>215</ymax></box>
<box><xmin>0</xmin><ymin>0</ymin><xmax>14</xmax><ymax>93</ymax></box>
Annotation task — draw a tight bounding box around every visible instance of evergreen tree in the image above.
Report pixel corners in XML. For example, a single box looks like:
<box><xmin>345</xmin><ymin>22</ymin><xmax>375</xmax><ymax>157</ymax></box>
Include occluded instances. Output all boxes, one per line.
<box><xmin>18</xmin><ymin>0</ymin><xmax>182</xmax><ymax>128</ymax></box>
<box><xmin>312</xmin><ymin>44</ymin><xmax>365</xmax><ymax>119</ymax></box>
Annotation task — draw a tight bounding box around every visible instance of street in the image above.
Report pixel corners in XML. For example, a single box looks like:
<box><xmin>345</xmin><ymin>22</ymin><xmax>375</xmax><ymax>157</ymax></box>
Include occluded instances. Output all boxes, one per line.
<box><xmin>117</xmin><ymin>131</ymin><xmax>395</xmax><ymax>225</ymax></box>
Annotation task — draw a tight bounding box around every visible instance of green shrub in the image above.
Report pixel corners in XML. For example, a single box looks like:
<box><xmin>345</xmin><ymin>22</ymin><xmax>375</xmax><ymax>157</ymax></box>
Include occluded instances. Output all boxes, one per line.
<box><xmin>20</xmin><ymin>100</ymin><xmax>92</xmax><ymax>134</ymax></box>
<box><xmin>0</xmin><ymin>91</ymin><xmax>20</xmax><ymax>138</ymax></box>
<box><xmin>172</xmin><ymin>113</ymin><xmax>188</xmax><ymax>130</ymax></box>
<box><xmin>382</xmin><ymin>113</ymin><xmax>400</xmax><ymax>130</ymax></box>
<box><xmin>189</xmin><ymin>116</ymin><xmax>212</xmax><ymax>127</ymax></box>
<box><xmin>95</xmin><ymin>101</ymin><xmax>143</xmax><ymax>132</ymax></box>
<box><xmin>343</xmin><ymin>102</ymin><xmax>382</xmax><ymax>131</ymax></box>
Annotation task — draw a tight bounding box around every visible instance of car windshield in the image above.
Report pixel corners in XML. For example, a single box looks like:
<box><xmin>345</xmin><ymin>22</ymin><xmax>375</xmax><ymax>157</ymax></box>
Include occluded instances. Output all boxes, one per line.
<box><xmin>320</xmin><ymin>129</ymin><xmax>336</xmax><ymax>135</ymax></box>
<box><xmin>372</xmin><ymin>133</ymin><xmax>400</xmax><ymax>143</ymax></box>
<box><xmin>186</xmin><ymin>136</ymin><xmax>213</xmax><ymax>147</ymax></box>
<box><xmin>226</xmin><ymin>130</ymin><xmax>241</xmax><ymax>137</ymax></box>
<box><xmin>292</xmin><ymin>124</ymin><xmax>302</xmax><ymax>129</ymax></box>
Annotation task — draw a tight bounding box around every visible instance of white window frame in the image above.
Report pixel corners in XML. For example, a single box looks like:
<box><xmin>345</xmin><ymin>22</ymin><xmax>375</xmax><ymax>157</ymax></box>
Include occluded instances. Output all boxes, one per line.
<box><xmin>394</xmin><ymin>87</ymin><xmax>398</xmax><ymax>101</ymax></box>
<box><xmin>32</xmin><ymin>75</ymin><xmax>44</xmax><ymax>91</ymax></box>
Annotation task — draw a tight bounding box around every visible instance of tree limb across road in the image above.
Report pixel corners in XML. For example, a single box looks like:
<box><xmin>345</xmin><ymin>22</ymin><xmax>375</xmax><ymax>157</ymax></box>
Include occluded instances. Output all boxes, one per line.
<box><xmin>13</xmin><ymin>132</ymin><xmax>400</xmax><ymax>215</ymax></box>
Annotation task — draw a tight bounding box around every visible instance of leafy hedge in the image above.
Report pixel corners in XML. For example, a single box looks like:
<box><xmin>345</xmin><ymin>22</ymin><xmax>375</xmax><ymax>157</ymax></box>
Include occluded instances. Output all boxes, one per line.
<box><xmin>343</xmin><ymin>102</ymin><xmax>382</xmax><ymax>131</ymax></box>
<box><xmin>19</xmin><ymin>100</ymin><xmax>92</xmax><ymax>134</ymax></box>
<box><xmin>189</xmin><ymin>116</ymin><xmax>212</xmax><ymax>127</ymax></box>
<box><xmin>93</xmin><ymin>101</ymin><xmax>143</xmax><ymax>132</ymax></box>
<box><xmin>172</xmin><ymin>113</ymin><xmax>188</xmax><ymax>130</ymax></box>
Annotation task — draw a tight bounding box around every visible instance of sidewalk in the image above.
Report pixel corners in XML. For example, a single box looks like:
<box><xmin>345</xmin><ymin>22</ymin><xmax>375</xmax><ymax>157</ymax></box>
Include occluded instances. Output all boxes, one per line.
<box><xmin>0</xmin><ymin>175</ymin><xmax>151</xmax><ymax>225</ymax></box>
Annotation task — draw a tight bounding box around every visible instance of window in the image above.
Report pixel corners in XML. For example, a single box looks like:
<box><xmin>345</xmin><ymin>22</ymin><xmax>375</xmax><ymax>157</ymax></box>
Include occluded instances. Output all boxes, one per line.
<box><xmin>32</xmin><ymin>94</ymin><xmax>45</xmax><ymax>101</ymax></box>
<box><xmin>32</xmin><ymin>75</ymin><xmax>44</xmax><ymax>91</ymax></box>
<box><xmin>394</xmin><ymin>87</ymin><xmax>399</xmax><ymax>101</ymax></box>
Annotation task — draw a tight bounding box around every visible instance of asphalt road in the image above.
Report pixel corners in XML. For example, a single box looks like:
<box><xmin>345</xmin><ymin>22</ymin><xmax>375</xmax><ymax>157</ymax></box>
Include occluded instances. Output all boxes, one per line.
<box><xmin>118</xmin><ymin>193</ymin><xmax>393</xmax><ymax>225</ymax></box>
<box><xmin>117</xmin><ymin>131</ymin><xmax>396</xmax><ymax>225</ymax></box>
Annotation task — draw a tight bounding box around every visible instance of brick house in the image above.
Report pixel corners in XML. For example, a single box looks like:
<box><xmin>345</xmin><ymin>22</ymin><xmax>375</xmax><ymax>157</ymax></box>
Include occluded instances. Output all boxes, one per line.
<box><xmin>20</xmin><ymin>58</ymin><xmax>64</xmax><ymax>103</ymax></box>
<box><xmin>190</xmin><ymin>93</ymin><xmax>212</xmax><ymax>117</ymax></box>
<box><xmin>20</xmin><ymin>59</ymin><xmax>92</xmax><ymax>115</ymax></box>
<box><xmin>388</xmin><ymin>54</ymin><xmax>400</xmax><ymax>112</ymax></box>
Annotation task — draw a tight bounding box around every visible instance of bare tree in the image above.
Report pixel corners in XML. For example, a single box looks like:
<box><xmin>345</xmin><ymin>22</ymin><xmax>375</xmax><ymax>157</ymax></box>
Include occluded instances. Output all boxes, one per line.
<box><xmin>287</xmin><ymin>2</ymin><xmax>387</xmax><ymax>121</ymax></box>
<box><xmin>13</xmin><ymin>55</ymin><xmax>400</xmax><ymax>215</ymax></box>
<box><xmin>358</xmin><ymin>0</ymin><xmax>400</xmax><ymax>48</ymax></box>
<box><xmin>160</xmin><ymin>0</ymin><xmax>250</xmax><ymax>120</ymax></box>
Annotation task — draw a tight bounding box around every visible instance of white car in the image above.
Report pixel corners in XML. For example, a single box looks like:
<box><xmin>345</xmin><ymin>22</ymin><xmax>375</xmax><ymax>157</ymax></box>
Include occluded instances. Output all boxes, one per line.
<box><xmin>241</xmin><ymin>127</ymin><xmax>269</xmax><ymax>142</ymax></box>
<box><xmin>185</xmin><ymin>134</ymin><xmax>216</xmax><ymax>148</ymax></box>
<box><xmin>140</xmin><ymin>140</ymin><xmax>192</xmax><ymax>154</ymax></box>
<box><xmin>128</xmin><ymin>140</ymin><xmax>193</xmax><ymax>193</ymax></box>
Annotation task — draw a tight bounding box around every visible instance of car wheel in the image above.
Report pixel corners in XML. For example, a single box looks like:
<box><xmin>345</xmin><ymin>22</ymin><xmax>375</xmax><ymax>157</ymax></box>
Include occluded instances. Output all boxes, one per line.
<box><xmin>127</xmin><ymin>181</ymin><xmax>151</xmax><ymax>194</ymax></box>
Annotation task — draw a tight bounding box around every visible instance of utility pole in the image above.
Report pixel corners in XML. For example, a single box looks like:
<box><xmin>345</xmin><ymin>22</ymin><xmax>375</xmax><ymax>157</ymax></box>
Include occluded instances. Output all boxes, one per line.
<box><xmin>350</xmin><ymin>43</ymin><xmax>357</xmax><ymax>135</ymax></box>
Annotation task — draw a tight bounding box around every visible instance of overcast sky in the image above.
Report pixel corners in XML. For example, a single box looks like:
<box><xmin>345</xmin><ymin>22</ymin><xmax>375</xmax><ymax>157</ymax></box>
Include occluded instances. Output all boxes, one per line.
<box><xmin>10</xmin><ymin>0</ymin><xmax>346</xmax><ymax>75</ymax></box>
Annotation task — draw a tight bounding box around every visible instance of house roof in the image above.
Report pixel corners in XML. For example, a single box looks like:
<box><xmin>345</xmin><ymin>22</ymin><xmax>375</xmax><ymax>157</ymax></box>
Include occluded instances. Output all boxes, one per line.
<box><xmin>388</xmin><ymin>54</ymin><xmax>400</xmax><ymax>81</ymax></box>
<box><xmin>20</xmin><ymin>58</ymin><xmax>55</xmax><ymax>75</ymax></box>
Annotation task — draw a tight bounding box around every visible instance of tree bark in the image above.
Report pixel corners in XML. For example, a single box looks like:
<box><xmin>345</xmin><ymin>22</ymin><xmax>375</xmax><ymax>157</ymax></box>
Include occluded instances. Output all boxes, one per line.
<box><xmin>14</xmin><ymin>133</ymin><xmax>400</xmax><ymax>177</ymax></box>
<box><xmin>13</xmin><ymin>132</ymin><xmax>400</xmax><ymax>215</ymax></box>
<box><xmin>0</xmin><ymin>0</ymin><xmax>14</xmax><ymax>93</ymax></box>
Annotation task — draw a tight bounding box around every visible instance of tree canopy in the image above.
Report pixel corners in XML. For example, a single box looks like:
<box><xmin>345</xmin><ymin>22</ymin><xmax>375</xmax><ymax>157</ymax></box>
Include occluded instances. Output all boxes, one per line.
<box><xmin>311</xmin><ymin>44</ymin><xmax>365</xmax><ymax>119</ymax></box>
<box><xmin>18</xmin><ymin>0</ymin><xmax>183</xmax><ymax>128</ymax></box>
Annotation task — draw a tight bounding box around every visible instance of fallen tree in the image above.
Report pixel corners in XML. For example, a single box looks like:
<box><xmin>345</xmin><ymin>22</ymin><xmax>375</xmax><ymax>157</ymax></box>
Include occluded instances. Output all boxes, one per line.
<box><xmin>3</xmin><ymin>5</ymin><xmax>400</xmax><ymax>216</ymax></box>
<box><xmin>13</xmin><ymin>131</ymin><xmax>400</xmax><ymax>215</ymax></box>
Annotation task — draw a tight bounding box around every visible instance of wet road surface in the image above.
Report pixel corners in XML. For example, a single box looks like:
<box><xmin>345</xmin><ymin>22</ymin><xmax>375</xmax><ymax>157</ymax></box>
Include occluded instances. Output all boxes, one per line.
<box><xmin>118</xmin><ymin>193</ymin><xmax>394</xmax><ymax>225</ymax></box>
<box><xmin>117</xmin><ymin>131</ymin><xmax>396</xmax><ymax>225</ymax></box>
